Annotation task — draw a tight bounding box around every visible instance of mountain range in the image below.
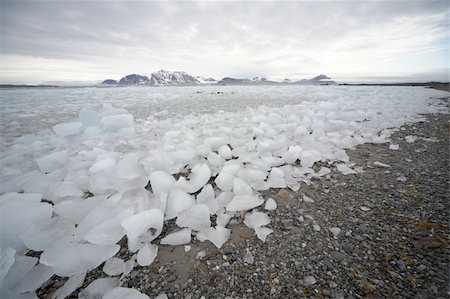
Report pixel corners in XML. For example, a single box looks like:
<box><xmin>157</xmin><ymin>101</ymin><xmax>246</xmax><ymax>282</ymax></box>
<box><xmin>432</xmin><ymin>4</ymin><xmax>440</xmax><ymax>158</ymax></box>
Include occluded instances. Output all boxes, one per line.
<box><xmin>101</xmin><ymin>70</ymin><xmax>336</xmax><ymax>86</ymax></box>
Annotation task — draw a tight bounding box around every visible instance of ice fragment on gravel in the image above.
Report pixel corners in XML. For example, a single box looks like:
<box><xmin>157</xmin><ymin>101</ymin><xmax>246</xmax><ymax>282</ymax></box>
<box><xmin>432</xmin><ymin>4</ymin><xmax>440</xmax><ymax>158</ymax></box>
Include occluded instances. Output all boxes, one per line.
<box><xmin>267</xmin><ymin>167</ymin><xmax>286</xmax><ymax>188</ymax></box>
<box><xmin>121</xmin><ymin>209</ymin><xmax>164</xmax><ymax>252</ymax></box>
<box><xmin>149</xmin><ymin>171</ymin><xmax>175</xmax><ymax>199</ymax></box>
<box><xmin>195</xmin><ymin>251</ymin><xmax>206</xmax><ymax>260</ymax></box>
<box><xmin>100</xmin><ymin>114</ymin><xmax>134</xmax><ymax>133</ymax></box>
<box><xmin>312</xmin><ymin>224</ymin><xmax>321</xmax><ymax>231</ymax></box>
<box><xmin>52</xmin><ymin>272</ymin><xmax>86</xmax><ymax>299</ymax></box>
<box><xmin>136</xmin><ymin>244</ymin><xmax>158</xmax><ymax>267</ymax></box>
<box><xmin>103</xmin><ymin>287</ymin><xmax>149</xmax><ymax>299</ymax></box>
<box><xmin>329</xmin><ymin>227</ymin><xmax>341</xmax><ymax>238</ymax></box>
<box><xmin>36</xmin><ymin>151</ymin><xmax>67</xmax><ymax>173</ymax></box>
<box><xmin>3</xmin><ymin>255</ymin><xmax>38</xmax><ymax>290</ymax></box>
<box><xmin>40</xmin><ymin>243</ymin><xmax>119</xmax><ymax>277</ymax></box>
<box><xmin>218</xmin><ymin>145</ymin><xmax>232</xmax><ymax>160</ymax></box>
<box><xmin>374</xmin><ymin>161</ymin><xmax>390</xmax><ymax>168</ymax></box>
<box><xmin>22</xmin><ymin>217</ymin><xmax>75</xmax><ymax>251</ymax></box>
<box><xmin>53</xmin><ymin>122</ymin><xmax>82</xmax><ymax>137</ymax></box>
<box><xmin>216</xmin><ymin>213</ymin><xmax>232</xmax><ymax>226</ymax></box>
<box><xmin>89</xmin><ymin>158</ymin><xmax>116</xmax><ymax>173</ymax></box>
<box><xmin>389</xmin><ymin>144</ymin><xmax>400</xmax><ymax>150</ymax></box>
<box><xmin>215</xmin><ymin>170</ymin><xmax>235</xmax><ymax>191</ymax></box>
<box><xmin>233</xmin><ymin>177</ymin><xmax>253</xmax><ymax>195</ymax></box>
<box><xmin>84</xmin><ymin>208</ymin><xmax>133</xmax><ymax>245</ymax></box>
<box><xmin>254</xmin><ymin>227</ymin><xmax>273</xmax><ymax>242</ymax></box>
<box><xmin>155</xmin><ymin>293</ymin><xmax>169</xmax><ymax>299</ymax></box>
<box><xmin>303</xmin><ymin>275</ymin><xmax>316</xmax><ymax>286</ymax></box>
<box><xmin>243</xmin><ymin>249</ymin><xmax>254</xmax><ymax>264</ymax></box>
<box><xmin>360</xmin><ymin>206</ymin><xmax>371</xmax><ymax>211</ymax></box>
<box><xmin>175</xmin><ymin>204</ymin><xmax>211</xmax><ymax>231</ymax></box>
<box><xmin>226</xmin><ymin>195</ymin><xmax>263</xmax><ymax>212</ymax></box>
<box><xmin>176</xmin><ymin>164</ymin><xmax>211</xmax><ymax>193</ymax></box>
<box><xmin>103</xmin><ymin>258</ymin><xmax>125</xmax><ymax>276</ymax></box>
<box><xmin>396</xmin><ymin>176</ymin><xmax>407</xmax><ymax>182</ymax></box>
<box><xmin>405</xmin><ymin>135</ymin><xmax>417</xmax><ymax>143</ymax></box>
<box><xmin>336</xmin><ymin>164</ymin><xmax>356</xmax><ymax>175</ymax></box>
<box><xmin>165</xmin><ymin>189</ymin><xmax>195</xmax><ymax>220</ymax></box>
<box><xmin>196</xmin><ymin>226</ymin><xmax>230</xmax><ymax>248</ymax></box>
<box><xmin>11</xmin><ymin>263</ymin><xmax>54</xmax><ymax>293</ymax></box>
<box><xmin>303</xmin><ymin>195</ymin><xmax>315</xmax><ymax>203</ymax></box>
<box><xmin>78</xmin><ymin>277</ymin><xmax>119</xmax><ymax>299</ymax></box>
<box><xmin>243</xmin><ymin>211</ymin><xmax>270</xmax><ymax>229</ymax></box>
<box><xmin>184</xmin><ymin>245</ymin><xmax>191</xmax><ymax>252</ymax></box>
<box><xmin>0</xmin><ymin>247</ymin><xmax>16</xmax><ymax>285</ymax></box>
<box><xmin>160</xmin><ymin>228</ymin><xmax>191</xmax><ymax>246</ymax></box>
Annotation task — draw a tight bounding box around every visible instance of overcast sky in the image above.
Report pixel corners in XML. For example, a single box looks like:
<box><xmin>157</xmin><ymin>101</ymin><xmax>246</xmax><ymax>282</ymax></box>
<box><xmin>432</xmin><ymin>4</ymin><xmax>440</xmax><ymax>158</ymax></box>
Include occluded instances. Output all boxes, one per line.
<box><xmin>0</xmin><ymin>0</ymin><xmax>449</xmax><ymax>84</ymax></box>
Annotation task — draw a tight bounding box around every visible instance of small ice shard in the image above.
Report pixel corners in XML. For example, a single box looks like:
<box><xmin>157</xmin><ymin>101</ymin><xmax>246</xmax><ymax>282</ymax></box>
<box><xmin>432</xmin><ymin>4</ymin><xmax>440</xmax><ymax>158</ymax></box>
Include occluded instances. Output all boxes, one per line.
<box><xmin>243</xmin><ymin>249</ymin><xmax>254</xmax><ymax>264</ymax></box>
<box><xmin>267</xmin><ymin>167</ymin><xmax>286</xmax><ymax>188</ymax></box>
<box><xmin>53</xmin><ymin>122</ymin><xmax>82</xmax><ymax>137</ymax></box>
<box><xmin>52</xmin><ymin>272</ymin><xmax>86</xmax><ymax>299</ymax></box>
<box><xmin>36</xmin><ymin>151</ymin><xmax>68</xmax><ymax>173</ymax></box>
<box><xmin>155</xmin><ymin>293</ymin><xmax>169</xmax><ymax>299</ymax></box>
<box><xmin>405</xmin><ymin>135</ymin><xmax>417</xmax><ymax>143</ymax></box>
<box><xmin>40</xmin><ymin>243</ymin><xmax>119</xmax><ymax>277</ymax></box>
<box><xmin>329</xmin><ymin>227</ymin><xmax>341</xmax><ymax>238</ymax></box>
<box><xmin>196</xmin><ymin>226</ymin><xmax>230</xmax><ymax>249</ymax></box>
<box><xmin>214</xmin><ymin>169</ymin><xmax>235</xmax><ymax>191</ymax></box>
<box><xmin>136</xmin><ymin>244</ymin><xmax>158</xmax><ymax>267</ymax></box>
<box><xmin>3</xmin><ymin>255</ymin><xmax>38</xmax><ymax>289</ymax></box>
<box><xmin>122</xmin><ymin>259</ymin><xmax>135</xmax><ymax>277</ymax></box>
<box><xmin>53</xmin><ymin>197</ymin><xmax>104</xmax><ymax>224</ymax></box>
<box><xmin>232</xmin><ymin>177</ymin><xmax>253</xmax><ymax>195</ymax></box>
<box><xmin>226</xmin><ymin>195</ymin><xmax>263</xmax><ymax>212</ymax></box>
<box><xmin>312</xmin><ymin>224</ymin><xmax>321</xmax><ymax>231</ymax></box>
<box><xmin>176</xmin><ymin>164</ymin><xmax>211</xmax><ymax>193</ymax></box>
<box><xmin>303</xmin><ymin>195</ymin><xmax>315</xmax><ymax>203</ymax></box>
<box><xmin>243</xmin><ymin>211</ymin><xmax>270</xmax><ymax>229</ymax></box>
<box><xmin>160</xmin><ymin>228</ymin><xmax>191</xmax><ymax>246</ymax></box>
<box><xmin>184</xmin><ymin>245</ymin><xmax>191</xmax><ymax>252</ymax></box>
<box><xmin>121</xmin><ymin>209</ymin><xmax>164</xmax><ymax>252</ymax></box>
<box><xmin>216</xmin><ymin>191</ymin><xmax>233</xmax><ymax>207</ymax></box>
<box><xmin>195</xmin><ymin>250</ymin><xmax>206</xmax><ymax>260</ymax></box>
<box><xmin>336</xmin><ymin>164</ymin><xmax>356</xmax><ymax>175</ymax></box>
<box><xmin>374</xmin><ymin>161</ymin><xmax>390</xmax><ymax>168</ymax></box>
<box><xmin>165</xmin><ymin>189</ymin><xmax>195</xmax><ymax>220</ymax></box>
<box><xmin>360</xmin><ymin>206</ymin><xmax>371</xmax><ymax>211</ymax></box>
<box><xmin>216</xmin><ymin>213</ymin><xmax>232</xmax><ymax>227</ymax></box>
<box><xmin>103</xmin><ymin>258</ymin><xmax>125</xmax><ymax>276</ymax></box>
<box><xmin>218</xmin><ymin>145</ymin><xmax>232</xmax><ymax>160</ymax></box>
<box><xmin>300</xmin><ymin>150</ymin><xmax>321</xmax><ymax>168</ymax></box>
<box><xmin>303</xmin><ymin>275</ymin><xmax>316</xmax><ymax>286</ymax></box>
<box><xmin>175</xmin><ymin>204</ymin><xmax>211</xmax><ymax>231</ymax></box>
<box><xmin>0</xmin><ymin>247</ymin><xmax>16</xmax><ymax>283</ymax></box>
<box><xmin>78</xmin><ymin>277</ymin><xmax>120</xmax><ymax>299</ymax></box>
<box><xmin>196</xmin><ymin>184</ymin><xmax>215</xmax><ymax>204</ymax></box>
<box><xmin>396</xmin><ymin>176</ymin><xmax>407</xmax><ymax>182</ymax></box>
<box><xmin>11</xmin><ymin>263</ymin><xmax>54</xmax><ymax>293</ymax></box>
<box><xmin>149</xmin><ymin>171</ymin><xmax>175</xmax><ymax>199</ymax></box>
<box><xmin>103</xmin><ymin>287</ymin><xmax>149</xmax><ymax>299</ymax></box>
<box><xmin>254</xmin><ymin>227</ymin><xmax>273</xmax><ymax>242</ymax></box>
<box><xmin>389</xmin><ymin>144</ymin><xmax>400</xmax><ymax>150</ymax></box>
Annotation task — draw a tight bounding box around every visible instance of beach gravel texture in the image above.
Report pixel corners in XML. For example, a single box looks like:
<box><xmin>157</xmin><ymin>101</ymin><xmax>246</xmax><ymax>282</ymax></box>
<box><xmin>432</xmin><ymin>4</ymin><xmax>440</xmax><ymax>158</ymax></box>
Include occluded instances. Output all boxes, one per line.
<box><xmin>38</xmin><ymin>98</ymin><xmax>449</xmax><ymax>299</ymax></box>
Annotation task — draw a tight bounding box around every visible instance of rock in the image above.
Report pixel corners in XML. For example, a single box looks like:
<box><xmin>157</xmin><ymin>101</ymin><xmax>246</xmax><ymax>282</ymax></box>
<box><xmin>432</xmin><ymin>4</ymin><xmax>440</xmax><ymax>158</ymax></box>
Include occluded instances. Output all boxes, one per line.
<box><xmin>304</xmin><ymin>276</ymin><xmax>316</xmax><ymax>285</ymax></box>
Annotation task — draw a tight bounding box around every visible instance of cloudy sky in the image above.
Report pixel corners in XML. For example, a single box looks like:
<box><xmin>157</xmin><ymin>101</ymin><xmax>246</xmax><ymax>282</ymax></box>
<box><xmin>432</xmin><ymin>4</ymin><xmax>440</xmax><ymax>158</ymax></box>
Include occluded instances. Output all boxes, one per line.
<box><xmin>0</xmin><ymin>0</ymin><xmax>449</xmax><ymax>84</ymax></box>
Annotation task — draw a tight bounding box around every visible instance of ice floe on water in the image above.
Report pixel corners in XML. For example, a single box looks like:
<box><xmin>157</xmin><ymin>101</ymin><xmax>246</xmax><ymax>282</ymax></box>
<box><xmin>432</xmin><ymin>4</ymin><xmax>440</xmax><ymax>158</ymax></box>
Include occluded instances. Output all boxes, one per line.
<box><xmin>0</xmin><ymin>86</ymin><xmax>447</xmax><ymax>297</ymax></box>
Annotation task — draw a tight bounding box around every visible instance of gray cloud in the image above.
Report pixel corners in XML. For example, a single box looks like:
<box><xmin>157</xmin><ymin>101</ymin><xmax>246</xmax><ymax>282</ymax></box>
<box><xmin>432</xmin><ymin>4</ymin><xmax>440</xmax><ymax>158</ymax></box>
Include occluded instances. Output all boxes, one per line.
<box><xmin>0</xmin><ymin>0</ymin><xmax>448</xmax><ymax>83</ymax></box>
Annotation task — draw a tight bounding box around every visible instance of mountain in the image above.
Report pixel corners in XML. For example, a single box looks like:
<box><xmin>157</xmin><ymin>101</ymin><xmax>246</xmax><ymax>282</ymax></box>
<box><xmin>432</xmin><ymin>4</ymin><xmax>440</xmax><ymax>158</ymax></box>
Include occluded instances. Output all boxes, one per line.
<box><xmin>195</xmin><ymin>76</ymin><xmax>217</xmax><ymax>84</ymax></box>
<box><xmin>101</xmin><ymin>79</ymin><xmax>117</xmax><ymax>85</ymax></box>
<box><xmin>292</xmin><ymin>74</ymin><xmax>336</xmax><ymax>85</ymax></box>
<box><xmin>118</xmin><ymin>74</ymin><xmax>150</xmax><ymax>86</ymax></box>
<box><xmin>149</xmin><ymin>70</ymin><xmax>200</xmax><ymax>86</ymax></box>
<box><xmin>216</xmin><ymin>76</ymin><xmax>278</xmax><ymax>85</ymax></box>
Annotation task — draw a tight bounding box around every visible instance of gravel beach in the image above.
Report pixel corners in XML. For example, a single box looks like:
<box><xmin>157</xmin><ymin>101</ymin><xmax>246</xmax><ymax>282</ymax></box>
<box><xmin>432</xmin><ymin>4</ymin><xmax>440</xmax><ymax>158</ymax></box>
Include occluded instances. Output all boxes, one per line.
<box><xmin>37</xmin><ymin>97</ymin><xmax>449</xmax><ymax>299</ymax></box>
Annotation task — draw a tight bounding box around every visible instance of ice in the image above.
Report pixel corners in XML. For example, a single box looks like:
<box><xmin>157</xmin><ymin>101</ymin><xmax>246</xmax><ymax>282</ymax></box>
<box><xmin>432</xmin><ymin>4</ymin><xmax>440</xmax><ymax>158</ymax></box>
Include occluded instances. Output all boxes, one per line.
<box><xmin>136</xmin><ymin>244</ymin><xmax>158</xmax><ymax>267</ymax></box>
<box><xmin>196</xmin><ymin>226</ymin><xmax>230</xmax><ymax>249</ymax></box>
<box><xmin>218</xmin><ymin>145</ymin><xmax>232</xmax><ymax>160</ymax></box>
<box><xmin>329</xmin><ymin>227</ymin><xmax>341</xmax><ymax>238</ymax></box>
<box><xmin>53</xmin><ymin>197</ymin><xmax>104</xmax><ymax>224</ymax></box>
<box><xmin>160</xmin><ymin>228</ymin><xmax>191</xmax><ymax>246</ymax></box>
<box><xmin>165</xmin><ymin>189</ymin><xmax>195</xmax><ymax>220</ymax></box>
<box><xmin>1</xmin><ymin>289</ymin><xmax>38</xmax><ymax>299</ymax></box>
<box><xmin>254</xmin><ymin>227</ymin><xmax>273</xmax><ymax>242</ymax></box>
<box><xmin>232</xmin><ymin>177</ymin><xmax>253</xmax><ymax>195</ymax></box>
<box><xmin>264</xmin><ymin>198</ymin><xmax>277</xmax><ymax>211</ymax></box>
<box><xmin>116</xmin><ymin>153</ymin><xmax>145</xmax><ymax>180</ymax></box>
<box><xmin>214</xmin><ymin>170</ymin><xmax>235</xmax><ymax>191</ymax></box>
<box><xmin>216</xmin><ymin>191</ymin><xmax>233</xmax><ymax>207</ymax></box>
<box><xmin>100</xmin><ymin>114</ymin><xmax>134</xmax><ymax>133</ymax></box>
<box><xmin>267</xmin><ymin>167</ymin><xmax>286</xmax><ymax>188</ymax></box>
<box><xmin>175</xmin><ymin>204</ymin><xmax>211</xmax><ymax>231</ymax></box>
<box><xmin>374</xmin><ymin>161</ymin><xmax>390</xmax><ymax>168</ymax></box>
<box><xmin>303</xmin><ymin>195</ymin><xmax>315</xmax><ymax>203</ymax></box>
<box><xmin>389</xmin><ymin>144</ymin><xmax>400</xmax><ymax>150</ymax></box>
<box><xmin>405</xmin><ymin>135</ymin><xmax>417</xmax><ymax>143</ymax></box>
<box><xmin>103</xmin><ymin>287</ymin><xmax>149</xmax><ymax>299</ymax></box>
<box><xmin>53</xmin><ymin>122</ymin><xmax>82</xmax><ymax>137</ymax></box>
<box><xmin>0</xmin><ymin>247</ymin><xmax>16</xmax><ymax>287</ymax></box>
<box><xmin>122</xmin><ymin>259</ymin><xmax>135</xmax><ymax>277</ymax></box>
<box><xmin>149</xmin><ymin>171</ymin><xmax>175</xmax><ymax>199</ymax></box>
<box><xmin>89</xmin><ymin>157</ymin><xmax>116</xmax><ymax>173</ymax></box>
<box><xmin>103</xmin><ymin>258</ymin><xmax>125</xmax><ymax>276</ymax></box>
<box><xmin>196</xmin><ymin>184</ymin><xmax>215</xmax><ymax>204</ymax></box>
<box><xmin>3</xmin><ymin>255</ymin><xmax>38</xmax><ymax>290</ymax></box>
<box><xmin>40</xmin><ymin>243</ymin><xmax>119</xmax><ymax>276</ymax></box>
<box><xmin>11</xmin><ymin>263</ymin><xmax>54</xmax><ymax>293</ymax></box>
<box><xmin>226</xmin><ymin>195</ymin><xmax>264</xmax><ymax>212</ymax></box>
<box><xmin>244</xmin><ymin>211</ymin><xmax>270</xmax><ymax>229</ymax></box>
<box><xmin>52</xmin><ymin>272</ymin><xmax>86</xmax><ymax>299</ymax></box>
<box><xmin>216</xmin><ymin>213</ymin><xmax>232</xmax><ymax>226</ymax></box>
<box><xmin>299</xmin><ymin>150</ymin><xmax>321</xmax><ymax>168</ymax></box>
<box><xmin>336</xmin><ymin>164</ymin><xmax>356</xmax><ymax>175</ymax></box>
<box><xmin>176</xmin><ymin>164</ymin><xmax>211</xmax><ymax>193</ymax></box>
<box><xmin>78</xmin><ymin>277</ymin><xmax>120</xmax><ymax>299</ymax></box>
<box><xmin>155</xmin><ymin>293</ymin><xmax>169</xmax><ymax>299</ymax></box>
<box><xmin>83</xmin><ymin>208</ymin><xmax>133</xmax><ymax>245</ymax></box>
<box><xmin>121</xmin><ymin>209</ymin><xmax>164</xmax><ymax>252</ymax></box>
<box><xmin>49</xmin><ymin>182</ymin><xmax>84</xmax><ymax>202</ymax></box>
<box><xmin>79</xmin><ymin>108</ymin><xmax>100</xmax><ymax>128</ymax></box>
<box><xmin>22</xmin><ymin>217</ymin><xmax>75</xmax><ymax>251</ymax></box>
<box><xmin>36</xmin><ymin>151</ymin><xmax>68</xmax><ymax>173</ymax></box>
<box><xmin>204</xmin><ymin>136</ymin><xmax>228</xmax><ymax>151</ymax></box>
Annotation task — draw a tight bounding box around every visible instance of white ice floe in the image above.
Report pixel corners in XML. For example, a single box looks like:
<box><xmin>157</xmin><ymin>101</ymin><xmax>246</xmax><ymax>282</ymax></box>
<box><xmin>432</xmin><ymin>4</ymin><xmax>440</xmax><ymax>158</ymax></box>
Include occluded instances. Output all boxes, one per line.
<box><xmin>160</xmin><ymin>228</ymin><xmax>191</xmax><ymax>246</ymax></box>
<box><xmin>226</xmin><ymin>195</ymin><xmax>264</xmax><ymax>212</ymax></box>
<box><xmin>244</xmin><ymin>211</ymin><xmax>270</xmax><ymax>229</ymax></box>
<box><xmin>196</xmin><ymin>226</ymin><xmax>230</xmax><ymax>248</ymax></box>
<box><xmin>121</xmin><ymin>209</ymin><xmax>164</xmax><ymax>252</ymax></box>
<box><xmin>175</xmin><ymin>204</ymin><xmax>211</xmax><ymax>231</ymax></box>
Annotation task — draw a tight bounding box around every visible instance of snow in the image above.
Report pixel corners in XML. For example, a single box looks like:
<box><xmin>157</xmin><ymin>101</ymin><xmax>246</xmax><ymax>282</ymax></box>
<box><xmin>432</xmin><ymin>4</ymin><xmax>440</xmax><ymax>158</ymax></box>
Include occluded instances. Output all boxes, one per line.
<box><xmin>0</xmin><ymin>85</ymin><xmax>447</xmax><ymax>296</ymax></box>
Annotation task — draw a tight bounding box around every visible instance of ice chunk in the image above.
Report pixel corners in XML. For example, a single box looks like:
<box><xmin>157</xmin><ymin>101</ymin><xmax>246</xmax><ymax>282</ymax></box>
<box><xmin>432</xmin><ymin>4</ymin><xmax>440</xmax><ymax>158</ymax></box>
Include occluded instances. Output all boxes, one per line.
<box><xmin>233</xmin><ymin>177</ymin><xmax>253</xmax><ymax>195</ymax></box>
<box><xmin>49</xmin><ymin>182</ymin><xmax>84</xmax><ymax>201</ymax></box>
<box><xmin>36</xmin><ymin>151</ymin><xmax>67</xmax><ymax>173</ymax></box>
<box><xmin>136</xmin><ymin>244</ymin><xmax>158</xmax><ymax>267</ymax></box>
<box><xmin>79</xmin><ymin>108</ymin><xmax>100</xmax><ymax>128</ymax></box>
<box><xmin>78</xmin><ymin>277</ymin><xmax>120</xmax><ymax>299</ymax></box>
<box><xmin>196</xmin><ymin>184</ymin><xmax>215</xmax><ymax>204</ymax></box>
<box><xmin>329</xmin><ymin>227</ymin><xmax>341</xmax><ymax>238</ymax></box>
<box><xmin>22</xmin><ymin>217</ymin><xmax>75</xmax><ymax>251</ymax></box>
<box><xmin>204</xmin><ymin>137</ymin><xmax>228</xmax><ymax>151</ymax></box>
<box><xmin>176</xmin><ymin>204</ymin><xmax>211</xmax><ymax>231</ymax></box>
<box><xmin>267</xmin><ymin>167</ymin><xmax>286</xmax><ymax>188</ymax></box>
<box><xmin>196</xmin><ymin>226</ymin><xmax>230</xmax><ymax>249</ymax></box>
<box><xmin>264</xmin><ymin>198</ymin><xmax>277</xmax><ymax>211</ymax></box>
<box><xmin>303</xmin><ymin>195</ymin><xmax>315</xmax><ymax>203</ymax></box>
<box><xmin>3</xmin><ymin>255</ymin><xmax>38</xmax><ymax>290</ymax></box>
<box><xmin>226</xmin><ymin>195</ymin><xmax>263</xmax><ymax>212</ymax></box>
<box><xmin>103</xmin><ymin>287</ymin><xmax>149</xmax><ymax>299</ymax></box>
<box><xmin>244</xmin><ymin>211</ymin><xmax>270</xmax><ymax>229</ymax></box>
<box><xmin>116</xmin><ymin>154</ymin><xmax>144</xmax><ymax>180</ymax></box>
<box><xmin>11</xmin><ymin>263</ymin><xmax>54</xmax><ymax>293</ymax></box>
<box><xmin>405</xmin><ymin>135</ymin><xmax>417</xmax><ymax>143</ymax></box>
<box><xmin>53</xmin><ymin>122</ymin><xmax>82</xmax><ymax>137</ymax></box>
<box><xmin>0</xmin><ymin>247</ymin><xmax>16</xmax><ymax>285</ymax></box>
<box><xmin>40</xmin><ymin>243</ymin><xmax>119</xmax><ymax>276</ymax></box>
<box><xmin>89</xmin><ymin>158</ymin><xmax>116</xmax><ymax>173</ymax></box>
<box><xmin>214</xmin><ymin>170</ymin><xmax>235</xmax><ymax>191</ymax></box>
<box><xmin>122</xmin><ymin>259</ymin><xmax>135</xmax><ymax>277</ymax></box>
<box><xmin>254</xmin><ymin>227</ymin><xmax>273</xmax><ymax>242</ymax></box>
<box><xmin>336</xmin><ymin>164</ymin><xmax>356</xmax><ymax>175</ymax></box>
<box><xmin>374</xmin><ymin>161</ymin><xmax>390</xmax><ymax>168</ymax></box>
<box><xmin>121</xmin><ymin>209</ymin><xmax>164</xmax><ymax>252</ymax></box>
<box><xmin>103</xmin><ymin>258</ymin><xmax>125</xmax><ymax>276</ymax></box>
<box><xmin>176</xmin><ymin>164</ymin><xmax>211</xmax><ymax>193</ymax></box>
<box><xmin>218</xmin><ymin>145</ymin><xmax>232</xmax><ymax>160</ymax></box>
<box><xmin>160</xmin><ymin>228</ymin><xmax>191</xmax><ymax>246</ymax></box>
<box><xmin>165</xmin><ymin>189</ymin><xmax>195</xmax><ymax>220</ymax></box>
<box><xmin>1</xmin><ymin>289</ymin><xmax>38</xmax><ymax>299</ymax></box>
<box><xmin>300</xmin><ymin>150</ymin><xmax>321</xmax><ymax>168</ymax></box>
<box><xmin>100</xmin><ymin>114</ymin><xmax>134</xmax><ymax>133</ymax></box>
<box><xmin>216</xmin><ymin>213</ymin><xmax>232</xmax><ymax>227</ymax></box>
<box><xmin>216</xmin><ymin>191</ymin><xmax>233</xmax><ymax>207</ymax></box>
<box><xmin>52</xmin><ymin>272</ymin><xmax>86</xmax><ymax>299</ymax></box>
<box><xmin>83</xmin><ymin>208</ymin><xmax>133</xmax><ymax>245</ymax></box>
<box><xmin>53</xmin><ymin>197</ymin><xmax>104</xmax><ymax>224</ymax></box>
<box><xmin>149</xmin><ymin>171</ymin><xmax>175</xmax><ymax>199</ymax></box>
<box><xmin>155</xmin><ymin>293</ymin><xmax>169</xmax><ymax>299</ymax></box>
<box><xmin>389</xmin><ymin>144</ymin><xmax>400</xmax><ymax>150</ymax></box>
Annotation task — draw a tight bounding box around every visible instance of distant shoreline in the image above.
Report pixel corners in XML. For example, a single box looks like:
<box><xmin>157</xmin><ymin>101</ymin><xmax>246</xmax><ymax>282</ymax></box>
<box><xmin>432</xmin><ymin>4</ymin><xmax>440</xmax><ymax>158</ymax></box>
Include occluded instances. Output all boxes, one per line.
<box><xmin>0</xmin><ymin>82</ymin><xmax>448</xmax><ymax>91</ymax></box>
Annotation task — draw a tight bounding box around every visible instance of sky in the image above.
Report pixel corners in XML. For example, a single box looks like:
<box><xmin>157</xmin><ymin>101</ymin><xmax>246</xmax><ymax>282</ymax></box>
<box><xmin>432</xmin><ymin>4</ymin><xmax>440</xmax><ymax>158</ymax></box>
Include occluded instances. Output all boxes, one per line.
<box><xmin>0</xmin><ymin>0</ymin><xmax>449</xmax><ymax>84</ymax></box>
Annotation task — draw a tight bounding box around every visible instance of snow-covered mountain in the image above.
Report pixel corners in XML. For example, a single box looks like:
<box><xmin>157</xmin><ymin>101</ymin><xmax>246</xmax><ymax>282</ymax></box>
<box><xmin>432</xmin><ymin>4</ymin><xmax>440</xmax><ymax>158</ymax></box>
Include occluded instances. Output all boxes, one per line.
<box><xmin>292</xmin><ymin>74</ymin><xmax>336</xmax><ymax>85</ymax></box>
<box><xmin>118</xmin><ymin>74</ymin><xmax>150</xmax><ymax>86</ymax></box>
<box><xmin>149</xmin><ymin>70</ymin><xmax>200</xmax><ymax>86</ymax></box>
<box><xmin>216</xmin><ymin>77</ymin><xmax>278</xmax><ymax>85</ymax></box>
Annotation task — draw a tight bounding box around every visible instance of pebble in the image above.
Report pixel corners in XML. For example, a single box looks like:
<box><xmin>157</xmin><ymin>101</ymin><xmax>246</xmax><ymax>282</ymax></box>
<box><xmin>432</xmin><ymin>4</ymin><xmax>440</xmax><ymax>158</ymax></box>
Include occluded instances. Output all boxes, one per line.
<box><xmin>329</xmin><ymin>227</ymin><xmax>341</xmax><ymax>237</ymax></box>
<box><xmin>304</xmin><ymin>276</ymin><xmax>317</xmax><ymax>286</ymax></box>
<box><xmin>313</xmin><ymin>224</ymin><xmax>321</xmax><ymax>231</ymax></box>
